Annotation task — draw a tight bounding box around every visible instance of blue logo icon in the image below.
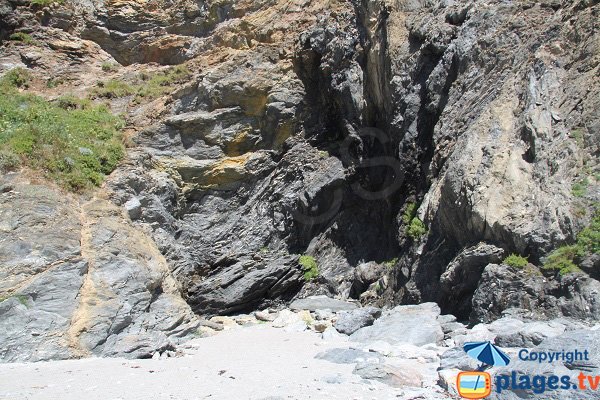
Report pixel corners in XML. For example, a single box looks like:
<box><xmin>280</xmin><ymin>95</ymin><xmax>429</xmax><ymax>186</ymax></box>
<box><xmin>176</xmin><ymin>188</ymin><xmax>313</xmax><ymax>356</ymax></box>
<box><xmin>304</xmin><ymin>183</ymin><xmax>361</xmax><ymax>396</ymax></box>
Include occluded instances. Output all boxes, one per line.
<box><xmin>464</xmin><ymin>341</ymin><xmax>511</xmax><ymax>369</ymax></box>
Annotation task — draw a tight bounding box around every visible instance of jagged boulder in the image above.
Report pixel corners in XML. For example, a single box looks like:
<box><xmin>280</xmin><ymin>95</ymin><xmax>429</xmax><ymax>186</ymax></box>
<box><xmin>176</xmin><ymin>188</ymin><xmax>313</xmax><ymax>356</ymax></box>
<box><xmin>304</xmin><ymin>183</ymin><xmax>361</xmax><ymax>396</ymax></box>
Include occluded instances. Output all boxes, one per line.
<box><xmin>334</xmin><ymin>307</ymin><xmax>382</xmax><ymax>335</ymax></box>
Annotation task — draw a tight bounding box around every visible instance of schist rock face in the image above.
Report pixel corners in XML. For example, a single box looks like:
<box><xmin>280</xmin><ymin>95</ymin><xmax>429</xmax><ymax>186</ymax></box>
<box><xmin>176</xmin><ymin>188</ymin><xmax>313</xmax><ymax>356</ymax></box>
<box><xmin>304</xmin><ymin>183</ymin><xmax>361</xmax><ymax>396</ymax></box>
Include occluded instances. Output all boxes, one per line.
<box><xmin>0</xmin><ymin>0</ymin><xmax>598</xmax><ymax>362</ymax></box>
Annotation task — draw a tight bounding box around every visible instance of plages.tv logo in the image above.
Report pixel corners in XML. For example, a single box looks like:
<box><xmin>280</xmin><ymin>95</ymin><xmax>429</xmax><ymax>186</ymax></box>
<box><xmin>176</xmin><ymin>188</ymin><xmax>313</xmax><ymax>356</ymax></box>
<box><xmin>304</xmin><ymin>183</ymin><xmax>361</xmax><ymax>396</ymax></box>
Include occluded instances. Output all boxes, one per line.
<box><xmin>456</xmin><ymin>341</ymin><xmax>511</xmax><ymax>399</ymax></box>
<box><xmin>456</xmin><ymin>341</ymin><xmax>599</xmax><ymax>398</ymax></box>
<box><xmin>456</xmin><ymin>371</ymin><xmax>492</xmax><ymax>399</ymax></box>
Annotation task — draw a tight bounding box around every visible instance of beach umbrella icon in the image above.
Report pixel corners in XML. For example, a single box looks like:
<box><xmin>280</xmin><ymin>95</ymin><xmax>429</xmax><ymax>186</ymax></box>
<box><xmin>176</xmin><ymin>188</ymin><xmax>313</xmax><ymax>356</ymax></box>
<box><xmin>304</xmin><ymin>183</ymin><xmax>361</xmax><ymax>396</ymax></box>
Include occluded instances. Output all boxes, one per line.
<box><xmin>463</xmin><ymin>341</ymin><xmax>511</xmax><ymax>368</ymax></box>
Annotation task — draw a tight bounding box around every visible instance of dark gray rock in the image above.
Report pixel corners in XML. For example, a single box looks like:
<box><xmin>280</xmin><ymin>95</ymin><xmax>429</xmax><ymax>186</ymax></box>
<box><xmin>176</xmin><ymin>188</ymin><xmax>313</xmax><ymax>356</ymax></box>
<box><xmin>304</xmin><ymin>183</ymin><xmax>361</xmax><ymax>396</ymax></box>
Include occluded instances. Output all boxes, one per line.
<box><xmin>124</xmin><ymin>197</ymin><xmax>142</xmax><ymax>220</ymax></box>
<box><xmin>441</xmin><ymin>321</ymin><xmax>467</xmax><ymax>336</ymax></box>
<box><xmin>188</xmin><ymin>256</ymin><xmax>303</xmax><ymax>315</ymax></box>
<box><xmin>438</xmin><ymin>243</ymin><xmax>505</xmax><ymax>318</ymax></box>
<box><xmin>3</xmin><ymin>0</ymin><xmax>598</xmax><ymax>365</ymax></box>
<box><xmin>472</xmin><ymin>264</ymin><xmax>600</xmax><ymax>323</ymax></box>
<box><xmin>110</xmin><ymin>141</ymin><xmax>348</xmax><ymax>314</ymax></box>
<box><xmin>349</xmin><ymin>262</ymin><xmax>386</xmax><ymax>299</ymax></box>
<box><xmin>314</xmin><ymin>309</ymin><xmax>335</xmax><ymax>321</ymax></box>
<box><xmin>334</xmin><ymin>307</ymin><xmax>382</xmax><ymax>335</ymax></box>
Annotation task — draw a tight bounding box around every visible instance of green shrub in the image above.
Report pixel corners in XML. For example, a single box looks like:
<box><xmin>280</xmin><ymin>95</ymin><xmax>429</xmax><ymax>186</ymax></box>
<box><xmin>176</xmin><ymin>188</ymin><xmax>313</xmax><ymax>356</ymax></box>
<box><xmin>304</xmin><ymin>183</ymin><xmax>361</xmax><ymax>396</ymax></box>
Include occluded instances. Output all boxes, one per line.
<box><xmin>578</xmin><ymin>211</ymin><xmax>600</xmax><ymax>255</ymax></box>
<box><xmin>1</xmin><ymin>67</ymin><xmax>32</xmax><ymax>89</ymax></box>
<box><xmin>543</xmin><ymin>209</ymin><xmax>599</xmax><ymax>275</ymax></box>
<box><xmin>101</xmin><ymin>62</ymin><xmax>119</xmax><ymax>72</ymax></box>
<box><xmin>402</xmin><ymin>203</ymin><xmax>418</xmax><ymax>224</ymax></box>
<box><xmin>407</xmin><ymin>217</ymin><xmax>427</xmax><ymax>239</ymax></box>
<box><xmin>0</xmin><ymin>87</ymin><xmax>124</xmax><ymax>191</ymax></box>
<box><xmin>570</xmin><ymin>129</ymin><xmax>585</xmax><ymax>147</ymax></box>
<box><xmin>543</xmin><ymin>246</ymin><xmax>581</xmax><ymax>275</ymax></box>
<box><xmin>383</xmin><ymin>257</ymin><xmax>399</xmax><ymax>269</ymax></box>
<box><xmin>0</xmin><ymin>150</ymin><xmax>20</xmax><ymax>172</ymax></box>
<box><xmin>9</xmin><ymin>32</ymin><xmax>34</xmax><ymax>44</ymax></box>
<box><xmin>504</xmin><ymin>253</ymin><xmax>528</xmax><ymax>268</ymax></box>
<box><xmin>572</xmin><ymin>178</ymin><xmax>589</xmax><ymax>198</ymax></box>
<box><xmin>30</xmin><ymin>0</ymin><xmax>64</xmax><ymax>6</ymax></box>
<box><xmin>402</xmin><ymin>202</ymin><xmax>428</xmax><ymax>240</ymax></box>
<box><xmin>55</xmin><ymin>94</ymin><xmax>92</xmax><ymax>110</ymax></box>
<box><xmin>299</xmin><ymin>255</ymin><xmax>319</xmax><ymax>281</ymax></box>
<box><xmin>90</xmin><ymin>79</ymin><xmax>136</xmax><ymax>99</ymax></box>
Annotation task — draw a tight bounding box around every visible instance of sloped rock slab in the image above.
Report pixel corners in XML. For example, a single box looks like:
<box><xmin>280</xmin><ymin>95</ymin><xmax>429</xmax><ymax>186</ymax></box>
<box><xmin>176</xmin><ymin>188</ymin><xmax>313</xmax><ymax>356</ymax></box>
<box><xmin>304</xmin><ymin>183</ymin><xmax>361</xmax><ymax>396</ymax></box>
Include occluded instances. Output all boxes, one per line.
<box><xmin>351</xmin><ymin>303</ymin><xmax>443</xmax><ymax>346</ymax></box>
<box><xmin>289</xmin><ymin>296</ymin><xmax>358</xmax><ymax>312</ymax></box>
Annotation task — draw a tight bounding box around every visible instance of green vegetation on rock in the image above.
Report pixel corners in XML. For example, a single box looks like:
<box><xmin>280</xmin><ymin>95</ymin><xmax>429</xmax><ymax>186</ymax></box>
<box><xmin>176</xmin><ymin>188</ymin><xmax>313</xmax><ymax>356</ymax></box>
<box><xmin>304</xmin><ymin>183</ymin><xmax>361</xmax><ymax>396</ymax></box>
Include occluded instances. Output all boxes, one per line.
<box><xmin>402</xmin><ymin>203</ymin><xmax>418</xmax><ymax>224</ymax></box>
<box><xmin>90</xmin><ymin>65</ymin><xmax>191</xmax><ymax>103</ymax></box>
<box><xmin>570</xmin><ymin>128</ymin><xmax>585</xmax><ymax>147</ymax></box>
<box><xmin>383</xmin><ymin>257</ymin><xmax>399</xmax><ymax>269</ymax></box>
<box><xmin>402</xmin><ymin>202</ymin><xmax>428</xmax><ymax>240</ymax></box>
<box><xmin>46</xmin><ymin>77</ymin><xmax>66</xmax><ymax>88</ymax></box>
<box><xmin>578</xmin><ymin>212</ymin><xmax>600</xmax><ymax>255</ymax></box>
<box><xmin>572</xmin><ymin>178</ymin><xmax>589</xmax><ymax>198</ymax></box>
<box><xmin>504</xmin><ymin>253</ymin><xmax>528</xmax><ymax>268</ymax></box>
<box><xmin>135</xmin><ymin>65</ymin><xmax>191</xmax><ymax>101</ymax></box>
<box><xmin>407</xmin><ymin>218</ymin><xmax>427</xmax><ymax>239</ymax></box>
<box><xmin>91</xmin><ymin>79</ymin><xmax>136</xmax><ymax>99</ymax></box>
<box><xmin>543</xmin><ymin>208</ymin><xmax>600</xmax><ymax>275</ymax></box>
<box><xmin>0</xmin><ymin>294</ymin><xmax>28</xmax><ymax>307</ymax></box>
<box><xmin>101</xmin><ymin>62</ymin><xmax>119</xmax><ymax>72</ymax></box>
<box><xmin>0</xmin><ymin>71</ymin><xmax>125</xmax><ymax>191</ymax></box>
<box><xmin>30</xmin><ymin>0</ymin><xmax>64</xmax><ymax>6</ymax></box>
<box><xmin>9</xmin><ymin>32</ymin><xmax>34</xmax><ymax>44</ymax></box>
<box><xmin>299</xmin><ymin>255</ymin><xmax>319</xmax><ymax>281</ymax></box>
<box><xmin>0</xmin><ymin>150</ymin><xmax>20</xmax><ymax>172</ymax></box>
<box><xmin>2</xmin><ymin>67</ymin><xmax>31</xmax><ymax>88</ymax></box>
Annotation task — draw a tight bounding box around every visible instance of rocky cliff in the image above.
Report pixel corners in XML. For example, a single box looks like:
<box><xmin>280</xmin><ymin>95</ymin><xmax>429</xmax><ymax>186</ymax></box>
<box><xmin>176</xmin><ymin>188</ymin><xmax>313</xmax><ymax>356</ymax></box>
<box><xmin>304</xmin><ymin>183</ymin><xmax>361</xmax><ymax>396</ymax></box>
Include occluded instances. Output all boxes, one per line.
<box><xmin>0</xmin><ymin>0</ymin><xmax>598</xmax><ymax>362</ymax></box>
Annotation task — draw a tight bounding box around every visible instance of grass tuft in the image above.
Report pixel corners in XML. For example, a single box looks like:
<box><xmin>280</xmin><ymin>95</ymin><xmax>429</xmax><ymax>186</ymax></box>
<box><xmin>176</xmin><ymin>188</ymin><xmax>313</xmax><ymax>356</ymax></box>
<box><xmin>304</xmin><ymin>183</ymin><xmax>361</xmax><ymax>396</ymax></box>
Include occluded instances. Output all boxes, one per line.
<box><xmin>101</xmin><ymin>62</ymin><xmax>119</xmax><ymax>73</ymax></box>
<box><xmin>9</xmin><ymin>32</ymin><xmax>34</xmax><ymax>44</ymax></box>
<box><xmin>572</xmin><ymin>178</ymin><xmax>589</xmax><ymax>198</ymax></box>
<box><xmin>90</xmin><ymin>79</ymin><xmax>136</xmax><ymax>99</ymax></box>
<box><xmin>299</xmin><ymin>255</ymin><xmax>319</xmax><ymax>281</ymax></box>
<box><xmin>504</xmin><ymin>253</ymin><xmax>528</xmax><ymax>269</ymax></box>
